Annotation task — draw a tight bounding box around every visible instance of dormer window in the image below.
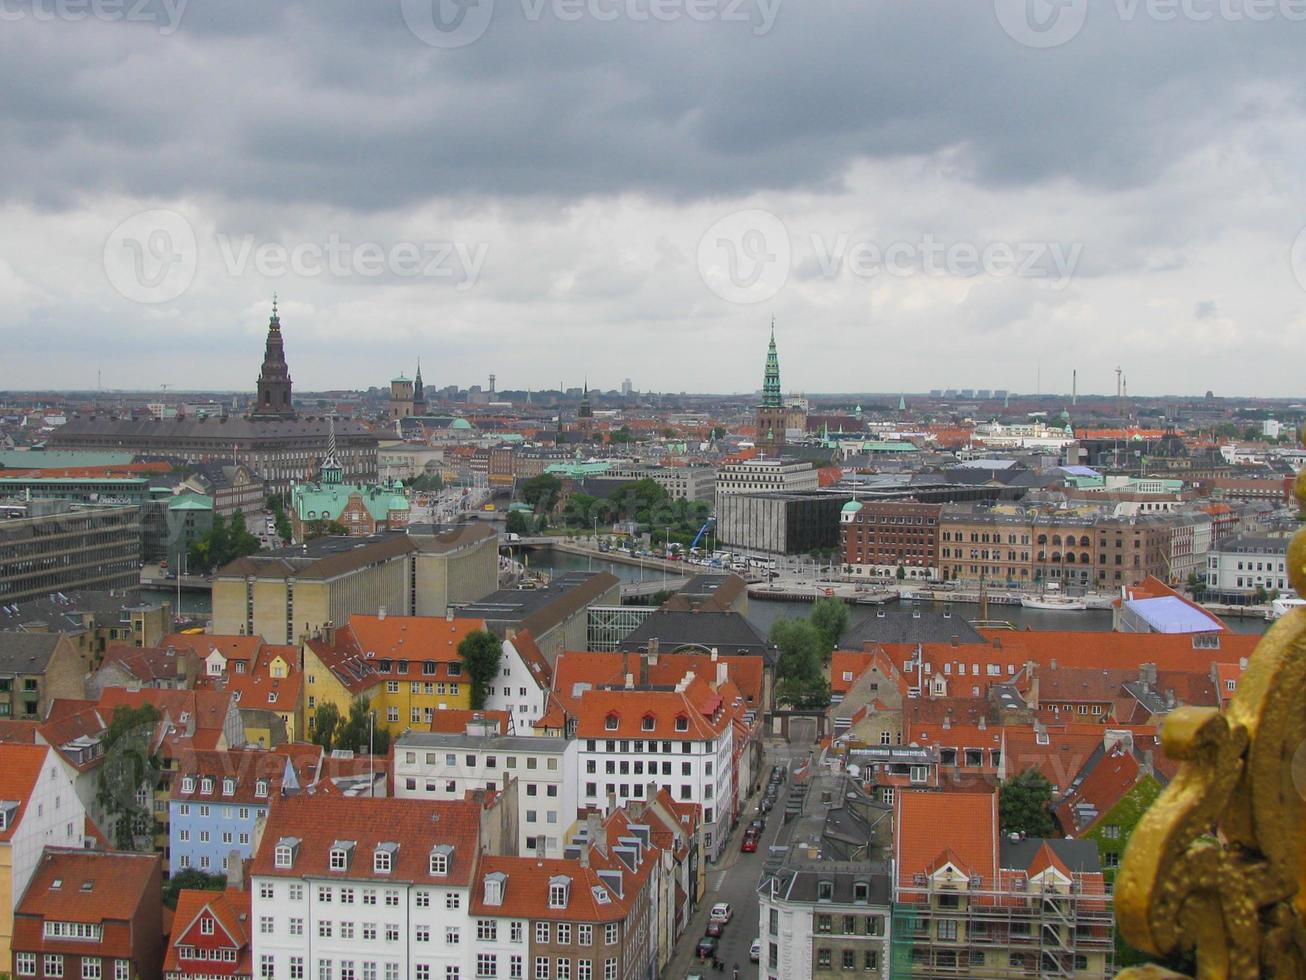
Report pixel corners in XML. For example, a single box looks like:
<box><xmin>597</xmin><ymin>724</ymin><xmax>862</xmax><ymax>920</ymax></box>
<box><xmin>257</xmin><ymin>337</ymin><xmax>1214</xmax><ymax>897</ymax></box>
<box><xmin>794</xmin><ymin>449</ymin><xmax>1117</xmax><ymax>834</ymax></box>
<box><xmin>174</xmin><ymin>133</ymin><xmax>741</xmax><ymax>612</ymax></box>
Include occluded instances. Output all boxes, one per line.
<box><xmin>181</xmin><ymin>777</ymin><xmax>195</xmax><ymax>794</ymax></box>
<box><xmin>255</xmin><ymin>780</ymin><xmax>269</xmax><ymax>798</ymax></box>
<box><xmin>200</xmin><ymin>777</ymin><xmax>214</xmax><ymax>795</ymax></box>
<box><xmin>374</xmin><ymin>843</ymin><xmax>397</xmax><ymax>874</ymax></box>
<box><xmin>674</xmin><ymin>715</ymin><xmax>688</xmax><ymax>733</ymax></box>
<box><xmin>548</xmin><ymin>875</ymin><xmax>571</xmax><ymax>909</ymax></box>
<box><xmin>268</xmin><ymin>692</ymin><xmax>278</xmax><ymax>704</ymax></box>
<box><xmin>274</xmin><ymin>837</ymin><xmax>300</xmax><ymax>869</ymax></box>
<box><xmin>604</xmin><ymin>714</ymin><xmax>619</xmax><ymax>731</ymax></box>
<box><xmin>430</xmin><ymin>845</ymin><xmax>453</xmax><ymax>876</ymax></box>
<box><xmin>222</xmin><ymin>778</ymin><xmax>235</xmax><ymax>796</ymax></box>
<box><xmin>817</xmin><ymin>880</ymin><xmax>834</xmax><ymax>902</ymax></box>
<box><xmin>330</xmin><ymin>841</ymin><xmax>355</xmax><ymax>871</ymax></box>
<box><xmin>484</xmin><ymin>871</ymin><xmax>506</xmax><ymax>906</ymax></box>
<box><xmin>641</xmin><ymin>714</ymin><xmax>655</xmax><ymax>732</ymax></box>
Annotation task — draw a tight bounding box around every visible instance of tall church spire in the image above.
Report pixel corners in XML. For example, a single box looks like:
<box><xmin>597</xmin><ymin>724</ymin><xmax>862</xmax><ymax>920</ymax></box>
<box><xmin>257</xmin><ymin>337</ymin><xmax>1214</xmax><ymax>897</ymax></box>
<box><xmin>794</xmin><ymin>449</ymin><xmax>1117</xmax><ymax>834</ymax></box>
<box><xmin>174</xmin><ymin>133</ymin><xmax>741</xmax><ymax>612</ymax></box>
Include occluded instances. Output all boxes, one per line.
<box><xmin>413</xmin><ymin>359</ymin><xmax>427</xmax><ymax>414</ymax></box>
<box><xmin>762</xmin><ymin>319</ymin><xmax>782</xmax><ymax>409</ymax></box>
<box><xmin>251</xmin><ymin>296</ymin><xmax>296</xmax><ymax>420</ymax></box>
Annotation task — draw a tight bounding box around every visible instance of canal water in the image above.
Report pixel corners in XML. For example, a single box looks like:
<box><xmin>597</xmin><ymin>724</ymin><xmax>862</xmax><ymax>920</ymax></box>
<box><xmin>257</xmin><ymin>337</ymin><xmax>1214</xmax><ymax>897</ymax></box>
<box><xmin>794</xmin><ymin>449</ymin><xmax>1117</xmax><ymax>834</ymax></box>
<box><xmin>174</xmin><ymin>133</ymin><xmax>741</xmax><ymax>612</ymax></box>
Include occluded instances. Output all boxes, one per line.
<box><xmin>527</xmin><ymin>550</ymin><xmax>1271</xmax><ymax>637</ymax></box>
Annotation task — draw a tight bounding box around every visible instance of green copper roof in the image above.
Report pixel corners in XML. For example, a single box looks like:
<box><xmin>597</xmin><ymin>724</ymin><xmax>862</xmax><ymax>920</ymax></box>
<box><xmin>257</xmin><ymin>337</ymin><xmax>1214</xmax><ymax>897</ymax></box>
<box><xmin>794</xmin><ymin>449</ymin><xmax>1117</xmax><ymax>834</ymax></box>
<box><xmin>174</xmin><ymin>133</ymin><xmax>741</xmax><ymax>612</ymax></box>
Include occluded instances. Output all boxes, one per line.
<box><xmin>762</xmin><ymin>320</ymin><xmax>782</xmax><ymax>408</ymax></box>
<box><xmin>168</xmin><ymin>493</ymin><xmax>213</xmax><ymax>511</ymax></box>
<box><xmin>841</xmin><ymin>500</ymin><xmax>864</xmax><ymax>513</ymax></box>
<box><xmin>292</xmin><ymin>482</ymin><xmax>410</xmax><ymax>523</ymax></box>
<box><xmin>450</xmin><ymin>417</ymin><xmax>474</xmax><ymax>430</ymax></box>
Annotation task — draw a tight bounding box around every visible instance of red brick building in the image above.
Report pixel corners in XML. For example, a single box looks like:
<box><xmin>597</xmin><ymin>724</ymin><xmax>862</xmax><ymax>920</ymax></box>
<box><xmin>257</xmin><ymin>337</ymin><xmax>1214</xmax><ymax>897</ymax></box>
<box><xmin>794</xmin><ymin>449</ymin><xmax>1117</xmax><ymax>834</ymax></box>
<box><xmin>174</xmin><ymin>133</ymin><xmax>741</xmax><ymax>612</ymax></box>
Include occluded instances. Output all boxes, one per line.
<box><xmin>12</xmin><ymin>848</ymin><xmax>163</xmax><ymax>980</ymax></box>
<box><xmin>840</xmin><ymin>500</ymin><xmax>942</xmax><ymax>580</ymax></box>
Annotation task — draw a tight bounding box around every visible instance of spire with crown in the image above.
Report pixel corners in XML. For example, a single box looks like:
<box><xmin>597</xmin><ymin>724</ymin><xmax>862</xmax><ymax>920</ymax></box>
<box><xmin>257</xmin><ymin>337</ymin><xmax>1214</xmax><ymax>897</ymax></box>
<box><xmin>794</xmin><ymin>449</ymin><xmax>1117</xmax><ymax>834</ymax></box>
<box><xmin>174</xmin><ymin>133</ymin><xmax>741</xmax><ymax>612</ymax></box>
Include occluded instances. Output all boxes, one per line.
<box><xmin>320</xmin><ymin>414</ymin><xmax>343</xmax><ymax>485</ymax></box>
<box><xmin>762</xmin><ymin>316</ymin><xmax>782</xmax><ymax>408</ymax></box>
<box><xmin>251</xmin><ymin>294</ymin><xmax>296</xmax><ymax>420</ymax></box>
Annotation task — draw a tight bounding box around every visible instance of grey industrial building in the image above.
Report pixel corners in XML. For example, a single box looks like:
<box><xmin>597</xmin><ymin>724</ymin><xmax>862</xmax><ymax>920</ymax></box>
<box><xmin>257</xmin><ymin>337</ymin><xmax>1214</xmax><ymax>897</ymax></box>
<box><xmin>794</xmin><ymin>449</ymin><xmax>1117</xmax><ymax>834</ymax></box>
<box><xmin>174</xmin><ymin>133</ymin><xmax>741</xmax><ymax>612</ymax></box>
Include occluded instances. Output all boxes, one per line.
<box><xmin>716</xmin><ymin>490</ymin><xmax>851</xmax><ymax>556</ymax></box>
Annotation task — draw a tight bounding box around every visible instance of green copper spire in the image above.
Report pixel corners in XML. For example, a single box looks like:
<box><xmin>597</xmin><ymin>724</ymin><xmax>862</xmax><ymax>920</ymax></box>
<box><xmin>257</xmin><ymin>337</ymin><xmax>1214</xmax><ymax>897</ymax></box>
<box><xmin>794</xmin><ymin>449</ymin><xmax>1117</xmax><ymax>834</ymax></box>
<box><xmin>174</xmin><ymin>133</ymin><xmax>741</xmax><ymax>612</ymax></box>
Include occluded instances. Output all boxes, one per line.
<box><xmin>762</xmin><ymin>317</ymin><xmax>782</xmax><ymax>408</ymax></box>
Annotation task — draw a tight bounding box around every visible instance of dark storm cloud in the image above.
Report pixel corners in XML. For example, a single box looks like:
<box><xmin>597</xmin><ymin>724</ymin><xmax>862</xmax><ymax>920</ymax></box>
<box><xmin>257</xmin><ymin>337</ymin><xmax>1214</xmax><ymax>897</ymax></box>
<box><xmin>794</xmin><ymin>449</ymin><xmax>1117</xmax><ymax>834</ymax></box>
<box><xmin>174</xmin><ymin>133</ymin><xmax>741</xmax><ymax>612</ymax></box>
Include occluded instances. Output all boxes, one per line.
<box><xmin>3</xmin><ymin>0</ymin><xmax>1306</xmax><ymax>214</ymax></box>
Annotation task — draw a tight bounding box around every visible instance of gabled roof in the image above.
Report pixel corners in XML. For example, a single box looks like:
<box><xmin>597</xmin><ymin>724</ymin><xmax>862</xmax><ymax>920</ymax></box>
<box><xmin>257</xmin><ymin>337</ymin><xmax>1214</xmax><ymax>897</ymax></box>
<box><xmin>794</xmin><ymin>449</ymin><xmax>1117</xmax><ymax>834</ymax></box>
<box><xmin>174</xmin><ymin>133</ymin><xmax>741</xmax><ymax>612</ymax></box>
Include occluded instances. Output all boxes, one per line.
<box><xmin>569</xmin><ymin>687</ymin><xmax>727</xmax><ymax>740</ymax></box>
<box><xmin>0</xmin><ymin>743</ymin><xmax>49</xmax><ymax>841</ymax></box>
<box><xmin>164</xmin><ymin>887</ymin><xmax>252</xmax><ymax>975</ymax></box>
<box><xmin>172</xmin><ymin>749</ymin><xmax>297</xmax><ymax>804</ymax></box>
<box><xmin>1052</xmin><ymin>742</ymin><xmax>1155</xmax><ymax>835</ymax></box>
<box><xmin>507</xmin><ymin>629</ymin><xmax>552</xmax><ymax>690</ymax></box>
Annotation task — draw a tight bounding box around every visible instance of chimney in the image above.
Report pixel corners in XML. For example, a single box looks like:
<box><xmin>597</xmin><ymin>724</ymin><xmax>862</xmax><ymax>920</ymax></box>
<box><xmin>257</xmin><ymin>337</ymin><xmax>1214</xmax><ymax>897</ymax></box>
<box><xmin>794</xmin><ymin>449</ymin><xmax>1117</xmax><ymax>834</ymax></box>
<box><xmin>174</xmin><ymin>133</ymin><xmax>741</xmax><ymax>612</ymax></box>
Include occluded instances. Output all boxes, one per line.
<box><xmin>378</xmin><ymin>605</ymin><xmax>387</xmax><ymax>621</ymax></box>
<box><xmin>1139</xmin><ymin>663</ymin><xmax>1157</xmax><ymax>689</ymax></box>
<box><xmin>446</xmin><ymin>607</ymin><xmax>455</xmax><ymax>622</ymax></box>
<box><xmin>639</xmin><ymin>656</ymin><xmax>649</xmax><ymax>688</ymax></box>
<box><xmin>227</xmin><ymin>852</ymin><xmax>245</xmax><ymax>891</ymax></box>
<box><xmin>950</xmin><ymin>635</ymin><xmax>959</xmax><ymax>648</ymax></box>
<box><xmin>1164</xmin><ymin>688</ymin><xmax>1176</xmax><ymax>709</ymax></box>
<box><xmin>607</xmin><ymin>789</ymin><xmax>617</xmax><ymax>816</ymax></box>
<box><xmin>1050</xmin><ymin>658</ymin><xmax>1057</xmax><ymax>671</ymax></box>
<box><xmin>942</xmin><ymin>712</ymin><xmax>952</xmax><ymax>730</ymax></box>
<box><xmin>716</xmin><ymin>662</ymin><xmax>727</xmax><ymax>688</ymax></box>
<box><xmin>647</xmin><ymin>637</ymin><xmax>659</xmax><ymax>660</ymax></box>
<box><xmin>977</xmin><ymin>716</ymin><xmax>987</xmax><ymax>731</ymax></box>
<box><xmin>323</xmin><ymin>623</ymin><xmax>336</xmax><ymax>646</ymax></box>
<box><xmin>710</xmin><ymin>647</ymin><xmax>719</xmax><ymax>660</ymax></box>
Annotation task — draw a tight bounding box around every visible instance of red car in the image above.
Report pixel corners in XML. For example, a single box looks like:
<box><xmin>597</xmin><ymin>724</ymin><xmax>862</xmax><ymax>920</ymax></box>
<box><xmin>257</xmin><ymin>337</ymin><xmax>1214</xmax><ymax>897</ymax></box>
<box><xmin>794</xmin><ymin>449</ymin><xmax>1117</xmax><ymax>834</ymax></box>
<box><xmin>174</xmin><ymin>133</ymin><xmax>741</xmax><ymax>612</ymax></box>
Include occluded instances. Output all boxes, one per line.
<box><xmin>741</xmin><ymin>835</ymin><xmax>759</xmax><ymax>853</ymax></box>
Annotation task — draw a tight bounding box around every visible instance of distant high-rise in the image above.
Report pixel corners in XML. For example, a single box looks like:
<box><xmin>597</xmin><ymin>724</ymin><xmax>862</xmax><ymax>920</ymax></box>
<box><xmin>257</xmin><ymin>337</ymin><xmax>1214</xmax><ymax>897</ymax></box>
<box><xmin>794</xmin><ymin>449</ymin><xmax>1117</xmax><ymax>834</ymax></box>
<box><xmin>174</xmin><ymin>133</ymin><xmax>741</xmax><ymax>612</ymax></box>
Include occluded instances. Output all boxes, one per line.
<box><xmin>756</xmin><ymin>319</ymin><xmax>786</xmax><ymax>455</ymax></box>
<box><xmin>621</xmin><ymin>378</ymin><xmax>632</xmax><ymax>397</ymax></box>
<box><xmin>250</xmin><ymin>297</ymin><xmax>296</xmax><ymax>419</ymax></box>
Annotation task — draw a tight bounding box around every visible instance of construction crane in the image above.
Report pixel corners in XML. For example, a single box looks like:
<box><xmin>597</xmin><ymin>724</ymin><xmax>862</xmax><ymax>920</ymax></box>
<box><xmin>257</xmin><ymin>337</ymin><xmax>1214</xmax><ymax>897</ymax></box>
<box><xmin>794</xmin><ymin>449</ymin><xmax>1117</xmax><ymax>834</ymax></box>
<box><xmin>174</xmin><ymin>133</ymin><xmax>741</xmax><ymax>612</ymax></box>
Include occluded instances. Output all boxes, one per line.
<box><xmin>690</xmin><ymin>516</ymin><xmax>716</xmax><ymax>551</ymax></box>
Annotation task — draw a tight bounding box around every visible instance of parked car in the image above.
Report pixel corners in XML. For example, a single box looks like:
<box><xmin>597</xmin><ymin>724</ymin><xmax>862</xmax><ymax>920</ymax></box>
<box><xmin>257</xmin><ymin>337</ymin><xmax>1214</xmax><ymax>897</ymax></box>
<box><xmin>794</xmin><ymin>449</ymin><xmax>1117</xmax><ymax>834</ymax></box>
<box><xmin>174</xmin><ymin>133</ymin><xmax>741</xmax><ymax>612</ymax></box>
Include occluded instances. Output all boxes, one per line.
<box><xmin>748</xmin><ymin>818</ymin><xmax>766</xmax><ymax>833</ymax></box>
<box><xmin>706</xmin><ymin>920</ymin><xmax>725</xmax><ymax>938</ymax></box>
<box><xmin>710</xmin><ymin>903</ymin><xmax>733</xmax><ymax>923</ymax></box>
<box><xmin>741</xmin><ymin>835</ymin><xmax>758</xmax><ymax>853</ymax></box>
<box><xmin>696</xmin><ymin>937</ymin><xmax>718</xmax><ymax>959</ymax></box>
<box><xmin>750</xmin><ymin>940</ymin><xmax>761</xmax><ymax>963</ymax></box>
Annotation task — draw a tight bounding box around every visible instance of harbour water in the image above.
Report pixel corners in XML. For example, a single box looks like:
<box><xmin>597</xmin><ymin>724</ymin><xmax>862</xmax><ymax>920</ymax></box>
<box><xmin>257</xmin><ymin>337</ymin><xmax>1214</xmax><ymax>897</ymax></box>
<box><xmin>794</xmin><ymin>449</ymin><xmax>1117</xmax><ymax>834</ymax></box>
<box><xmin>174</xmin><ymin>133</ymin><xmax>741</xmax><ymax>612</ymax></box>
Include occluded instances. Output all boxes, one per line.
<box><xmin>527</xmin><ymin>551</ymin><xmax>1271</xmax><ymax>638</ymax></box>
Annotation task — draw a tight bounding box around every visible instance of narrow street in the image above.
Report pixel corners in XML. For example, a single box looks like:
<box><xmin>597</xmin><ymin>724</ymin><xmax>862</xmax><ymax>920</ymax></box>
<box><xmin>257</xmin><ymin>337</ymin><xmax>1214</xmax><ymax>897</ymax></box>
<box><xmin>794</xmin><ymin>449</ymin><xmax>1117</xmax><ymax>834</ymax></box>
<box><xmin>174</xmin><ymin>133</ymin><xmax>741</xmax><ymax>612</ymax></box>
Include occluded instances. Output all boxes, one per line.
<box><xmin>662</xmin><ymin>740</ymin><xmax>811</xmax><ymax>980</ymax></box>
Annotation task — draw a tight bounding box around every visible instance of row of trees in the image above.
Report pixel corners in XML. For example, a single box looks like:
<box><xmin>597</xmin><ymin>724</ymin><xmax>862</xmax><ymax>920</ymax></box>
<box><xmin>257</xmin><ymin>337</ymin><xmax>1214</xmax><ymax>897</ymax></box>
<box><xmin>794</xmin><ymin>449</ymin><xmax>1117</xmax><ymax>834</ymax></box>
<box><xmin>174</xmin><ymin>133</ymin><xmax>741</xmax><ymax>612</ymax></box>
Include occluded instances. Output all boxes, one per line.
<box><xmin>518</xmin><ymin>474</ymin><xmax>714</xmax><ymax>544</ymax></box>
<box><xmin>770</xmin><ymin>597</ymin><xmax>850</xmax><ymax>709</ymax></box>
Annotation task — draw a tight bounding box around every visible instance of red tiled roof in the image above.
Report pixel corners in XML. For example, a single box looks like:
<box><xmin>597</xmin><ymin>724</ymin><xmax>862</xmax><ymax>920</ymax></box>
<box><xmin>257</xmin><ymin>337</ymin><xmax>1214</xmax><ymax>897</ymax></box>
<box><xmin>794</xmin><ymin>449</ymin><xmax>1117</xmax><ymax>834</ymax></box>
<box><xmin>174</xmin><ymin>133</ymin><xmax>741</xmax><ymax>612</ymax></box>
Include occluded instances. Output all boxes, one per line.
<box><xmin>171</xmin><ymin>749</ymin><xmax>295</xmax><ymax>804</ymax></box>
<box><xmin>0</xmin><ymin>744</ymin><xmax>50</xmax><ymax>842</ymax></box>
<box><xmin>895</xmin><ymin>790</ymin><xmax>997</xmax><ymax>889</ymax></box>
<box><xmin>1053</xmin><ymin>743</ymin><xmax>1149</xmax><ymax>836</ymax></box>
<box><xmin>164</xmin><ymin>887</ymin><xmax>252</xmax><ymax>977</ymax></box>
<box><xmin>0</xmin><ymin>720</ymin><xmax>39</xmax><ymax>743</ymax></box>
<box><xmin>568</xmin><ymin>686</ymin><xmax>728</xmax><ymax>740</ymax></box>
<box><xmin>12</xmin><ymin>848</ymin><xmax>160</xmax><ymax>959</ymax></box>
<box><xmin>470</xmin><ymin>855</ymin><xmax>630</xmax><ymax>922</ymax></box>
<box><xmin>249</xmin><ymin>795</ymin><xmax>483</xmax><ymax>885</ymax></box>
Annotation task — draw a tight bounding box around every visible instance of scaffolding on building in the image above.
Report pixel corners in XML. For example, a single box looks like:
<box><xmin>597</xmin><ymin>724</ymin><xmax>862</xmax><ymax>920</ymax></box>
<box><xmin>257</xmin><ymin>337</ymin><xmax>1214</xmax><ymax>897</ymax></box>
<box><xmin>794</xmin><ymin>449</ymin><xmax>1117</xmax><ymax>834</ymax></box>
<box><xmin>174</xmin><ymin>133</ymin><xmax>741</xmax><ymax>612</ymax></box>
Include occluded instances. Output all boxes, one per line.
<box><xmin>888</xmin><ymin>872</ymin><xmax>1114</xmax><ymax>979</ymax></box>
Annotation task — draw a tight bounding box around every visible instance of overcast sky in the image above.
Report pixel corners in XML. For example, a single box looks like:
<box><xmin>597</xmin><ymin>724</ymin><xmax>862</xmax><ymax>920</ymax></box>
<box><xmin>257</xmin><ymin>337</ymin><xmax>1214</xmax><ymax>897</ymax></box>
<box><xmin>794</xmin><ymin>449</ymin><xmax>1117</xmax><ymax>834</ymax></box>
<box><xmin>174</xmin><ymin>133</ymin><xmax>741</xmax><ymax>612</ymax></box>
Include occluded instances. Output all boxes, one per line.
<box><xmin>3</xmin><ymin>0</ymin><xmax>1306</xmax><ymax>397</ymax></box>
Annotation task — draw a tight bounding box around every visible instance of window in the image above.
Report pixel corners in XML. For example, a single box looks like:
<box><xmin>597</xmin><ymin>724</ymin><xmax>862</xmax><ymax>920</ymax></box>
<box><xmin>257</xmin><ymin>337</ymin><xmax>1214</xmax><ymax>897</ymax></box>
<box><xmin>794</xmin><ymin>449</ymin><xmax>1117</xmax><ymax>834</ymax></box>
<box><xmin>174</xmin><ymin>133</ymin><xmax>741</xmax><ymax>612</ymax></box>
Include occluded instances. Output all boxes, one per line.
<box><xmin>557</xmin><ymin>961</ymin><xmax>570</xmax><ymax>980</ymax></box>
<box><xmin>15</xmin><ymin>953</ymin><xmax>34</xmax><ymax>977</ymax></box>
<box><xmin>478</xmin><ymin>955</ymin><xmax>498</xmax><ymax>978</ymax></box>
<box><xmin>511</xmin><ymin>957</ymin><xmax>523</xmax><ymax>980</ymax></box>
<box><xmin>291</xmin><ymin>918</ymin><xmax>304</xmax><ymax>936</ymax></box>
<box><xmin>817</xmin><ymin>950</ymin><xmax>831</xmax><ymax>969</ymax></box>
<box><xmin>261</xmin><ymin>956</ymin><xmax>275</xmax><ymax>980</ymax></box>
<box><xmin>447</xmin><ymin>927</ymin><xmax>461</xmax><ymax>945</ymax></box>
<box><xmin>841</xmin><ymin>951</ymin><xmax>855</xmax><ymax>971</ymax></box>
<box><xmin>374</xmin><ymin>847</ymin><xmax>394</xmax><ymax>873</ymax></box>
<box><xmin>604</xmin><ymin>923</ymin><xmax>618</xmax><ymax>945</ymax></box>
<box><xmin>536</xmin><ymin>958</ymin><xmax>550</xmax><ymax>980</ymax></box>
<box><xmin>45</xmin><ymin>956</ymin><xmax>64</xmax><ymax>978</ymax></box>
<box><xmin>537</xmin><ymin>922</ymin><xmax>551</xmax><ymax>944</ymax></box>
<box><xmin>260</xmin><ymin>915</ymin><xmax>274</xmax><ymax>934</ymax></box>
<box><xmin>557</xmin><ymin>923</ymin><xmax>572</xmax><ymax>944</ymax></box>
<box><xmin>479</xmin><ymin>920</ymin><xmax>498</xmax><ymax>942</ymax></box>
<box><xmin>82</xmin><ymin>960</ymin><xmax>102</xmax><ymax>980</ymax></box>
<box><xmin>578</xmin><ymin>925</ymin><xmax>592</xmax><ymax>945</ymax></box>
<box><xmin>447</xmin><ymin>892</ymin><xmax>462</xmax><ymax>909</ymax></box>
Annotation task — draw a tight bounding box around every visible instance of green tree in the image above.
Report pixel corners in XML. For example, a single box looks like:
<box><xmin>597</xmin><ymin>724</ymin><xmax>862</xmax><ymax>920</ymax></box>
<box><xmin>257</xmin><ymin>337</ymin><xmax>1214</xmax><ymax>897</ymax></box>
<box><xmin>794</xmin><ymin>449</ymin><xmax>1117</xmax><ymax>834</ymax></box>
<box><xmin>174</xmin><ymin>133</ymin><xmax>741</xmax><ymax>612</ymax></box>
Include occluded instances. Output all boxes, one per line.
<box><xmin>335</xmin><ymin>698</ymin><xmax>390</xmax><ymax>756</ymax></box>
<box><xmin>999</xmin><ymin>768</ymin><xmax>1057</xmax><ymax>838</ymax></box>
<box><xmin>896</xmin><ymin>564</ymin><xmax>907</xmax><ymax>581</ymax></box>
<box><xmin>96</xmin><ymin>704</ymin><xmax>162</xmax><ymax>851</ymax></box>
<box><xmin>809</xmin><ymin>597</ymin><xmax>850</xmax><ymax>652</ymax></box>
<box><xmin>162</xmin><ymin>869</ymin><xmax>226</xmax><ymax>909</ymax></box>
<box><xmin>521</xmin><ymin>474</ymin><xmax>563</xmax><ymax>511</ymax></box>
<box><xmin>311</xmin><ymin>702</ymin><xmax>341</xmax><ymax>750</ymax></box>
<box><xmin>458</xmin><ymin>630</ymin><xmax>504</xmax><ymax>710</ymax></box>
<box><xmin>304</xmin><ymin>519</ymin><xmax>349</xmax><ymax>540</ymax></box>
<box><xmin>226</xmin><ymin>510</ymin><xmax>260</xmax><ymax>559</ymax></box>
<box><xmin>770</xmin><ymin>619</ymin><xmax>826</xmax><ymax>682</ymax></box>
<box><xmin>711</xmin><ymin>426</ymin><xmax>727</xmax><ymax>440</ymax></box>
<box><xmin>506</xmin><ymin>511</ymin><xmax>531</xmax><ymax>535</ymax></box>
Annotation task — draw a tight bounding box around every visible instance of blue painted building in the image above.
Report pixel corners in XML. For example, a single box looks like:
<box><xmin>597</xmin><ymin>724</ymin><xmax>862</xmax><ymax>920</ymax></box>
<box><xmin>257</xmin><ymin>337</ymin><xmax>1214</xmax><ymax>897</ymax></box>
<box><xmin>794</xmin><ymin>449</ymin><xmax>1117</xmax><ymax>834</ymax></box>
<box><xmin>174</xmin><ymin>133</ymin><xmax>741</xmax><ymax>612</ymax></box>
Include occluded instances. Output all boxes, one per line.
<box><xmin>168</xmin><ymin>748</ymin><xmax>305</xmax><ymax>876</ymax></box>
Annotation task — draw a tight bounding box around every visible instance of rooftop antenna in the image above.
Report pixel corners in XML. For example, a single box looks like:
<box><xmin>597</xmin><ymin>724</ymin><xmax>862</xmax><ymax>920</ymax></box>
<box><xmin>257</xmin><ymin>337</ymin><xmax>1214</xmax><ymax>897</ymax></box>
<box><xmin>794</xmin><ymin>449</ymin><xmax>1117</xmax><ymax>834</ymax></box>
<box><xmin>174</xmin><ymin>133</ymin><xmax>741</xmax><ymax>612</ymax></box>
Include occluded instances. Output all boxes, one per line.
<box><xmin>1072</xmin><ymin>369</ymin><xmax>1077</xmax><ymax>406</ymax></box>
